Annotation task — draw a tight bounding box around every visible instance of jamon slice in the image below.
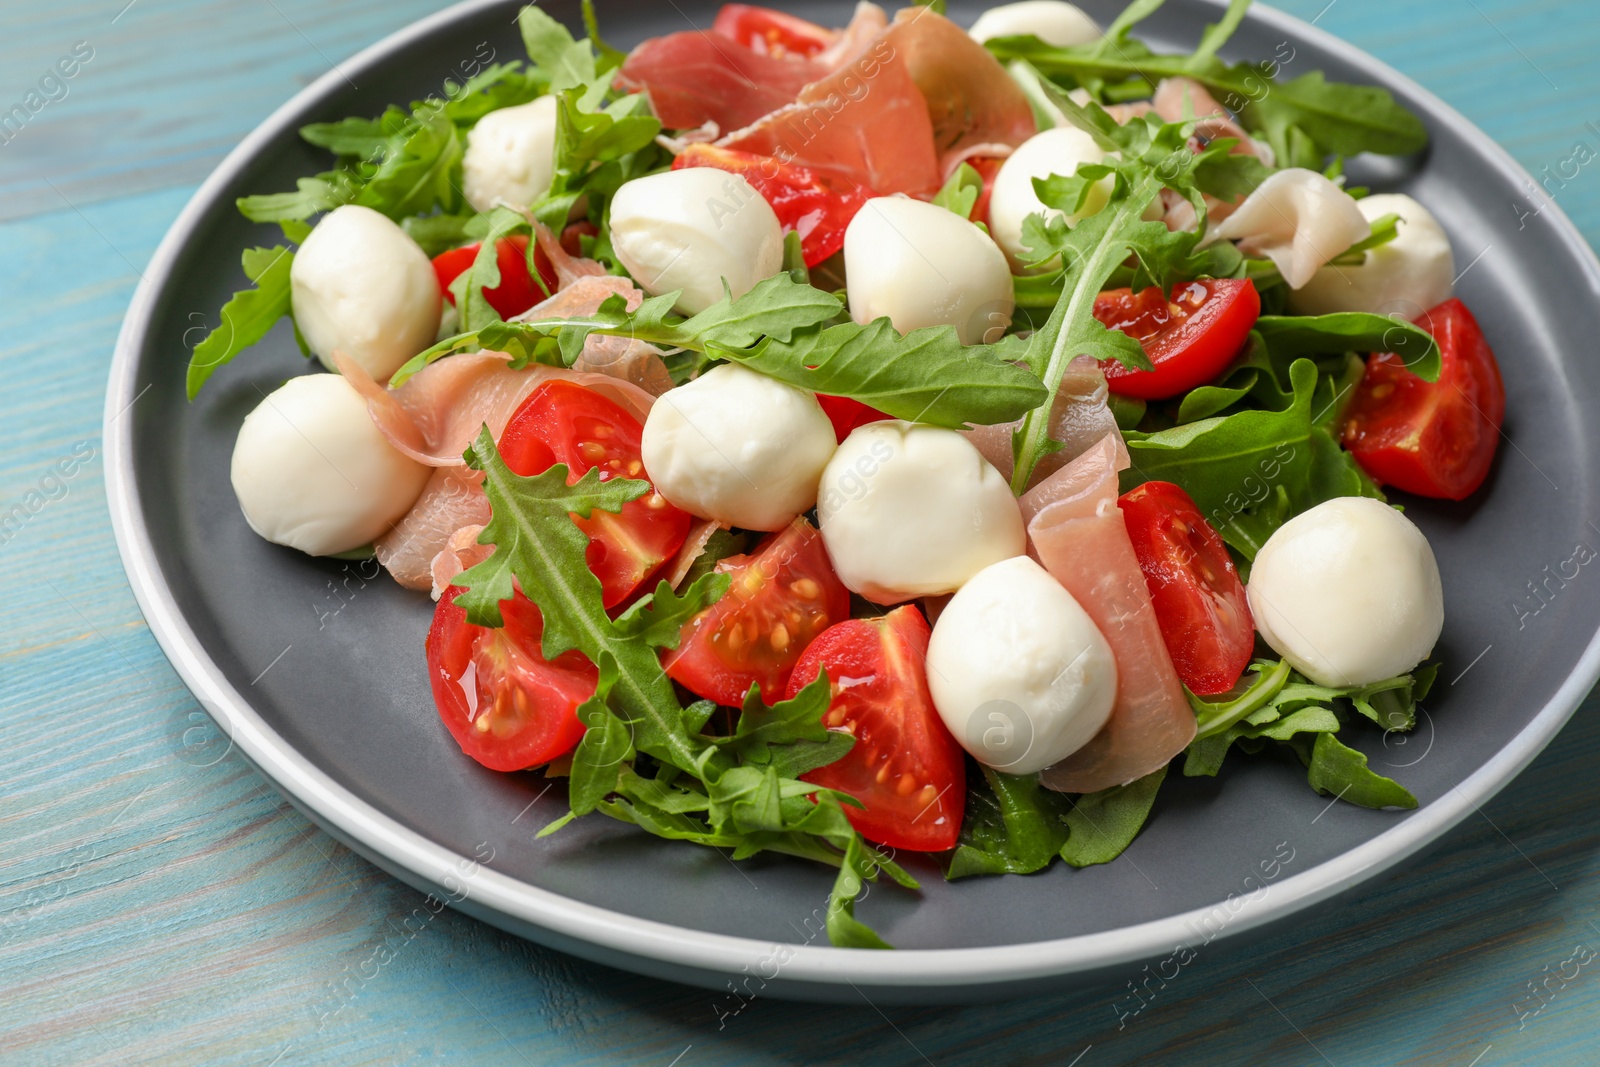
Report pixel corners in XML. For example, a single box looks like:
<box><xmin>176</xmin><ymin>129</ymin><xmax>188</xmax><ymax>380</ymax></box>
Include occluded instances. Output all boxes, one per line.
<box><xmin>885</xmin><ymin>6</ymin><xmax>1035</xmax><ymax>171</ymax></box>
<box><xmin>965</xmin><ymin>356</ymin><xmax>1120</xmax><ymax>489</ymax></box>
<box><xmin>1023</xmin><ymin>433</ymin><xmax>1195</xmax><ymax>793</ymax></box>
<box><xmin>719</xmin><ymin>33</ymin><xmax>941</xmax><ymax>197</ymax></box>
<box><xmin>378</xmin><ymin>466</ymin><xmax>490</xmax><ymax>592</ymax></box>
<box><xmin>618</xmin><ymin>31</ymin><xmax>825</xmax><ymax>133</ymax></box>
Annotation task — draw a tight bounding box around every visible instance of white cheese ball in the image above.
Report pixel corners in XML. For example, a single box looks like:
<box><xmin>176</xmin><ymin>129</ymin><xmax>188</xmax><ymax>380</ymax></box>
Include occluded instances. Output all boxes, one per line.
<box><xmin>969</xmin><ymin>1</ymin><xmax>1101</xmax><ymax>46</ymax></box>
<box><xmin>843</xmin><ymin>197</ymin><xmax>1015</xmax><ymax>345</ymax></box>
<box><xmin>462</xmin><ymin>95</ymin><xmax>559</xmax><ymax>213</ymax></box>
<box><xmin>1289</xmin><ymin>193</ymin><xmax>1456</xmax><ymax>318</ymax></box>
<box><xmin>290</xmin><ymin>205</ymin><xmax>441</xmax><ymax>381</ymax></box>
<box><xmin>231</xmin><ymin>373</ymin><xmax>430</xmax><ymax>557</ymax></box>
<box><xmin>817</xmin><ymin>421</ymin><xmax>1025</xmax><ymax>604</ymax></box>
<box><xmin>926</xmin><ymin>555</ymin><xmax>1117</xmax><ymax>774</ymax></box>
<box><xmin>1247</xmin><ymin>497</ymin><xmax>1444</xmax><ymax>688</ymax></box>
<box><xmin>609</xmin><ymin>169</ymin><xmax>785</xmax><ymax>315</ymax></box>
<box><xmin>640</xmin><ymin>363</ymin><xmax>836</xmax><ymax>531</ymax></box>
<box><xmin>989</xmin><ymin>127</ymin><xmax>1113</xmax><ymax>271</ymax></box>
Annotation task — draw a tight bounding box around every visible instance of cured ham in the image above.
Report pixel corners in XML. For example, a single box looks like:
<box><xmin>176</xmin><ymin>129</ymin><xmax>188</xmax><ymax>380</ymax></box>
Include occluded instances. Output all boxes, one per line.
<box><xmin>617</xmin><ymin>31</ymin><xmax>825</xmax><ymax>134</ymax></box>
<box><xmin>1151</xmin><ymin>77</ymin><xmax>1274</xmax><ymax>166</ymax></box>
<box><xmin>1023</xmin><ymin>433</ymin><xmax>1195</xmax><ymax>794</ymax></box>
<box><xmin>379</xmin><ymin>465</ymin><xmax>490</xmax><ymax>592</ymax></box>
<box><xmin>429</xmin><ymin>523</ymin><xmax>492</xmax><ymax>600</ymax></box>
<box><xmin>884</xmin><ymin>6</ymin><xmax>1035</xmax><ymax>172</ymax></box>
<box><xmin>719</xmin><ymin>34</ymin><xmax>942</xmax><ymax>197</ymax></box>
<box><xmin>1209</xmin><ymin>168</ymin><xmax>1371</xmax><ymax>288</ymax></box>
<box><xmin>812</xmin><ymin>2</ymin><xmax>888</xmax><ymax>70</ymax></box>
<box><xmin>965</xmin><ymin>356</ymin><xmax>1121</xmax><ymax>489</ymax></box>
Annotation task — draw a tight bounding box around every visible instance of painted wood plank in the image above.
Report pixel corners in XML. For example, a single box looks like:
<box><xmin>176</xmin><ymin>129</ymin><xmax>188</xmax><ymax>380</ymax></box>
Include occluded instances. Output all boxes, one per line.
<box><xmin>1</xmin><ymin>1</ymin><xmax>1598</xmax><ymax>1065</ymax></box>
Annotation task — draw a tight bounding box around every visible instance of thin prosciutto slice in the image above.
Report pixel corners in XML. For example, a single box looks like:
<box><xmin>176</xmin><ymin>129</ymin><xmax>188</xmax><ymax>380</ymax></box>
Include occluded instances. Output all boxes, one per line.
<box><xmin>618</xmin><ymin>31</ymin><xmax>825</xmax><ymax>134</ymax></box>
<box><xmin>1023</xmin><ymin>433</ymin><xmax>1194</xmax><ymax>794</ymax></box>
<box><xmin>965</xmin><ymin>356</ymin><xmax>1119</xmax><ymax>488</ymax></box>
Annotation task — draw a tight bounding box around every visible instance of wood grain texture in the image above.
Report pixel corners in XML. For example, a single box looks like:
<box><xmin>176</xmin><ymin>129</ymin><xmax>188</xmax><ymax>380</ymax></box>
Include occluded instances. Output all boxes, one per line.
<box><xmin>2</xmin><ymin>0</ymin><xmax>1598</xmax><ymax>1064</ymax></box>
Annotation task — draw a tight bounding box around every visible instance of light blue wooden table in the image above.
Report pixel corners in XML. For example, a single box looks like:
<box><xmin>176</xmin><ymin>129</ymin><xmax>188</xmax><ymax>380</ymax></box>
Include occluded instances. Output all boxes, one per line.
<box><xmin>3</xmin><ymin>1</ymin><xmax>1598</xmax><ymax>1063</ymax></box>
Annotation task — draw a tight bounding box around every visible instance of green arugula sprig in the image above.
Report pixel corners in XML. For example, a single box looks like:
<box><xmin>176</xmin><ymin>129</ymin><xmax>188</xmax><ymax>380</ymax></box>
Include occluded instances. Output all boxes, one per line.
<box><xmin>185</xmin><ymin>243</ymin><xmax>298</xmax><ymax>399</ymax></box>
<box><xmin>1184</xmin><ymin>658</ymin><xmax>1437</xmax><ymax>809</ymax></box>
<box><xmin>456</xmin><ymin>427</ymin><xmax>915</xmax><ymax>948</ymax></box>
<box><xmin>395</xmin><ymin>275</ymin><xmax>1049</xmax><ymax>428</ymax></box>
<box><xmin>983</xmin><ymin>0</ymin><xmax>1427</xmax><ymax>167</ymax></box>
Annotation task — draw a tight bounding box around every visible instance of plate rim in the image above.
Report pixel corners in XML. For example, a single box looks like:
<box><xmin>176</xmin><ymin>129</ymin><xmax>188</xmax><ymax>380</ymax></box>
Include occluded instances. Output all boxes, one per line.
<box><xmin>104</xmin><ymin>0</ymin><xmax>1600</xmax><ymax>991</ymax></box>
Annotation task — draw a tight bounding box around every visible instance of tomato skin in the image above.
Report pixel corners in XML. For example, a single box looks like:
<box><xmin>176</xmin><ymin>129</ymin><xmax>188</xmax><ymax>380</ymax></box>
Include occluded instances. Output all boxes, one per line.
<box><xmin>664</xmin><ymin>518</ymin><xmax>850</xmax><ymax>706</ymax></box>
<box><xmin>1341</xmin><ymin>298</ymin><xmax>1505</xmax><ymax>501</ymax></box>
<box><xmin>786</xmin><ymin>606</ymin><xmax>965</xmax><ymax>852</ymax></box>
<box><xmin>712</xmin><ymin>4</ymin><xmax>835</xmax><ymax>57</ymax></box>
<box><xmin>672</xmin><ymin>143</ymin><xmax>872</xmax><ymax>267</ymax></box>
<box><xmin>432</xmin><ymin>234</ymin><xmax>555</xmax><ymax>320</ymax></box>
<box><xmin>1096</xmin><ymin>279</ymin><xmax>1260</xmax><ymax>400</ymax></box>
<box><xmin>1118</xmin><ymin>481</ymin><xmax>1255</xmax><ymax>696</ymax></box>
<box><xmin>499</xmin><ymin>381</ymin><xmax>692</xmax><ymax>608</ymax></box>
<box><xmin>427</xmin><ymin>586</ymin><xmax>597</xmax><ymax>772</ymax></box>
<box><xmin>815</xmin><ymin>394</ymin><xmax>888</xmax><ymax>443</ymax></box>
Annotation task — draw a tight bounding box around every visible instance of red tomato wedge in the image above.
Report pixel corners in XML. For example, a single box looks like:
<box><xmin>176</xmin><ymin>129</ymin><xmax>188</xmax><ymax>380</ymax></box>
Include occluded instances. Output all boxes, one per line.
<box><xmin>617</xmin><ymin>31</ymin><xmax>824</xmax><ymax>133</ymax></box>
<box><xmin>965</xmin><ymin>155</ymin><xmax>1004</xmax><ymax>228</ymax></box>
<box><xmin>664</xmin><ymin>518</ymin><xmax>850</xmax><ymax>706</ymax></box>
<box><xmin>499</xmin><ymin>381</ymin><xmax>691</xmax><ymax>608</ymax></box>
<box><xmin>1341</xmin><ymin>298</ymin><xmax>1506</xmax><ymax>501</ymax></box>
<box><xmin>815</xmin><ymin>394</ymin><xmax>889</xmax><ymax>443</ymax></box>
<box><xmin>427</xmin><ymin>586</ymin><xmax>597</xmax><ymax>772</ymax></box>
<box><xmin>672</xmin><ymin>143</ymin><xmax>873</xmax><ymax>267</ymax></box>
<box><xmin>712</xmin><ymin>4</ymin><xmax>835</xmax><ymax>58</ymax></box>
<box><xmin>786</xmin><ymin>606</ymin><xmax>965</xmax><ymax>852</ymax></box>
<box><xmin>1118</xmin><ymin>481</ymin><xmax>1255</xmax><ymax>696</ymax></box>
<box><xmin>1096</xmin><ymin>279</ymin><xmax>1260</xmax><ymax>400</ymax></box>
<box><xmin>432</xmin><ymin>234</ymin><xmax>555</xmax><ymax>320</ymax></box>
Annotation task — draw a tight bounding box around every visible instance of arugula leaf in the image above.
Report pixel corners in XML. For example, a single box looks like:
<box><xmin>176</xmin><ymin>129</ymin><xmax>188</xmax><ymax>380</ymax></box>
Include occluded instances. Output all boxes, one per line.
<box><xmin>985</xmin><ymin>3</ymin><xmax>1427</xmax><ymax>163</ymax></box>
<box><xmin>355</xmin><ymin>107</ymin><xmax>464</xmax><ymax>219</ymax></box>
<box><xmin>1060</xmin><ymin>766</ymin><xmax>1167</xmax><ymax>868</ymax></box>
<box><xmin>237</xmin><ymin>174</ymin><xmax>359</xmax><ymax>223</ymax></box>
<box><xmin>399</xmin><ymin>275</ymin><xmax>1046</xmax><ymax>427</ymax></box>
<box><xmin>1330</xmin><ymin>212</ymin><xmax>1400</xmax><ymax>265</ymax></box>
<box><xmin>947</xmin><ymin>765</ymin><xmax>1074</xmax><ymax>879</ymax></box>
<box><xmin>461</xmin><ymin>428</ymin><xmax>915</xmax><ymax>946</ymax></box>
<box><xmin>457</xmin><ymin>206</ymin><xmax>530</xmax><ymax>332</ymax></box>
<box><xmin>932</xmin><ymin>163</ymin><xmax>983</xmax><ymax>219</ymax></box>
<box><xmin>1255</xmin><ymin>312</ymin><xmax>1440</xmax><ymax>382</ymax></box>
<box><xmin>1307</xmin><ymin>733</ymin><xmax>1417</xmax><ymax>809</ymax></box>
<box><xmin>582</xmin><ymin>0</ymin><xmax>626</xmax><ymax>72</ymax></box>
<box><xmin>401</xmin><ymin>213</ymin><xmax>474</xmax><ymax>257</ymax></box>
<box><xmin>185</xmin><ymin>246</ymin><xmax>296</xmax><ymax>399</ymax></box>
<box><xmin>519</xmin><ymin>4</ymin><xmax>598</xmax><ymax>95</ymax></box>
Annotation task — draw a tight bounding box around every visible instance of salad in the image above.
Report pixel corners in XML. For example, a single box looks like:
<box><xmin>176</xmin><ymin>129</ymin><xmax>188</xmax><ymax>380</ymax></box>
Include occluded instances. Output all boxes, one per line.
<box><xmin>198</xmin><ymin>0</ymin><xmax>1506</xmax><ymax>948</ymax></box>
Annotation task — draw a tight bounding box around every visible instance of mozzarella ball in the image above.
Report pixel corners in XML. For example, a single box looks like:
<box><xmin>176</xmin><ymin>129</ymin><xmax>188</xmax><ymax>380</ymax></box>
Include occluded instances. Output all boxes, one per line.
<box><xmin>989</xmin><ymin>127</ymin><xmax>1113</xmax><ymax>271</ymax></box>
<box><xmin>969</xmin><ymin>1</ymin><xmax>1101</xmax><ymax>47</ymax></box>
<box><xmin>462</xmin><ymin>95</ymin><xmax>559</xmax><ymax>213</ymax></box>
<box><xmin>290</xmin><ymin>205</ymin><xmax>441</xmax><ymax>381</ymax></box>
<box><xmin>844</xmin><ymin>197</ymin><xmax>1015</xmax><ymax>345</ymax></box>
<box><xmin>640</xmin><ymin>363</ymin><xmax>835</xmax><ymax>531</ymax></box>
<box><xmin>817</xmin><ymin>421</ymin><xmax>1025</xmax><ymax>603</ymax></box>
<box><xmin>609</xmin><ymin>169</ymin><xmax>785</xmax><ymax>315</ymax></box>
<box><xmin>1247</xmin><ymin>497</ymin><xmax>1444</xmax><ymax>688</ymax></box>
<box><xmin>231</xmin><ymin>373</ymin><xmax>430</xmax><ymax>556</ymax></box>
<box><xmin>926</xmin><ymin>556</ymin><xmax>1116</xmax><ymax>774</ymax></box>
<box><xmin>1289</xmin><ymin>193</ymin><xmax>1456</xmax><ymax>318</ymax></box>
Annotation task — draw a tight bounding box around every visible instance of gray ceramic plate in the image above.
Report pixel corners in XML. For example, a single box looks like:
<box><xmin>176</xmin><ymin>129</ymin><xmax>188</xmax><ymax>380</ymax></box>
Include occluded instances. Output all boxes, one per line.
<box><xmin>105</xmin><ymin>0</ymin><xmax>1600</xmax><ymax>1002</ymax></box>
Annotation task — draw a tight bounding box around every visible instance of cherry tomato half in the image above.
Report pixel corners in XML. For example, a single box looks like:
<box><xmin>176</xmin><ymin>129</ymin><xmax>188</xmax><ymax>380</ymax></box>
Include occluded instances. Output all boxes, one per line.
<box><xmin>432</xmin><ymin>234</ymin><xmax>556</xmax><ymax>320</ymax></box>
<box><xmin>712</xmin><ymin>3</ymin><xmax>835</xmax><ymax>58</ymax></box>
<box><xmin>499</xmin><ymin>381</ymin><xmax>691</xmax><ymax>608</ymax></box>
<box><xmin>1118</xmin><ymin>481</ymin><xmax>1255</xmax><ymax>696</ymax></box>
<box><xmin>672</xmin><ymin>143</ymin><xmax>873</xmax><ymax>267</ymax></box>
<box><xmin>786</xmin><ymin>606</ymin><xmax>965</xmax><ymax>852</ymax></box>
<box><xmin>664</xmin><ymin>518</ymin><xmax>850</xmax><ymax>706</ymax></box>
<box><xmin>427</xmin><ymin>585</ymin><xmax>597</xmax><ymax>772</ymax></box>
<box><xmin>1096</xmin><ymin>278</ymin><xmax>1260</xmax><ymax>400</ymax></box>
<box><xmin>1341</xmin><ymin>298</ymin><xmax>1505</xmax><ymax>501</ymax></box>
<box><xmin>815</xmin><ymin>394</ymin><xmax>889</xmax><ymax>443</ymax></box>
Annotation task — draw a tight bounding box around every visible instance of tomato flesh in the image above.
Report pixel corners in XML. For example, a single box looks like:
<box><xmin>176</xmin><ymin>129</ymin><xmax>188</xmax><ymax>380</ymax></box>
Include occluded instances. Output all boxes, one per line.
<box><xmin>786</xmin><ymin>606</ymin><xmax>965</xmax><ymax>851</ymax></box>
<box><xmin>712</xmin><ymin>4</ymin><xmax>835</xmax><ymax>58</ymax></box>
<box><xmin>1119</xmin><ymin>481</ymin><xmax>1255</xmax><ymax>695</ymax></box>
<box><xmin>432</xmin><ymin>234</ymin><xmax>555</xmax><ymax>320</ymax></box>
<box><xmin>427</xmin><ymin>586</ymin><xmax>597</xmax><ymax>771</ymax></box>
<box><xmin>1341</xmin><ymin>298</ymin><xmax>1505</xmax><ymax>501</ymax></box>
<box><xmin>815</xmin><ymin>394</ymin><xmax>889</xmax><ymax>443</ymax></box>
<box><xmin>672</xmin><ymin>143</ymin><xmax>872</xmax><ymax>267</ymax></box>
<box><xmin>965</xmin><ymin>156</ymin><xmax>1004</xmax><ymax>228</ymax></box>
<box><xmin>664</xmin><ymin>518</ymin><xmax>850</xmax><ymax>706</ymax></box>
<box><xmin>499</xmin><ymin>381</ymin><xmax>691</xmax><ymax>608</ymax></box>
<box><xmin>1096</xmin><ymin>278</ymin><xmax>1260</xmax><ymax>400</ymax></box>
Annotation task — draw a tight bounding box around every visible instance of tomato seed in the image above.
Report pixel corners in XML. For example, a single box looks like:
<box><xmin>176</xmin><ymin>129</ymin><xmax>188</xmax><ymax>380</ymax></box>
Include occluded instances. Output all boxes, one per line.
<box><xmin>769</xmin><ymin>623</ymin><xmax>790</xmax><ymax>651</ymax></box>
<box><xmin>577</xmin><ymin>441</ymin><xmax>607</xmax><ymax>462</ymax></box>
<box><xmin>646</xmin><ymin>493</ymin><xmax>667</xmax><ymax>509</ymax></box>
<box><xmin>791</xmin><ymin>578</ymin><xmax>821</xmax><ymax>599</ymax></box>
<box><xmin>896</xmin><ymin>774</ymin><xmax>917</xmax><ymax>797</ymax></box>
<box><xmin>917</xmin><ymin>784</ymin><xmax>938</xmax><ymax>806</ymax></box>
<box><xmin>626</xmin><ymin>460</ymin><xmax>643</xmax><ymax>476</ymax></box>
